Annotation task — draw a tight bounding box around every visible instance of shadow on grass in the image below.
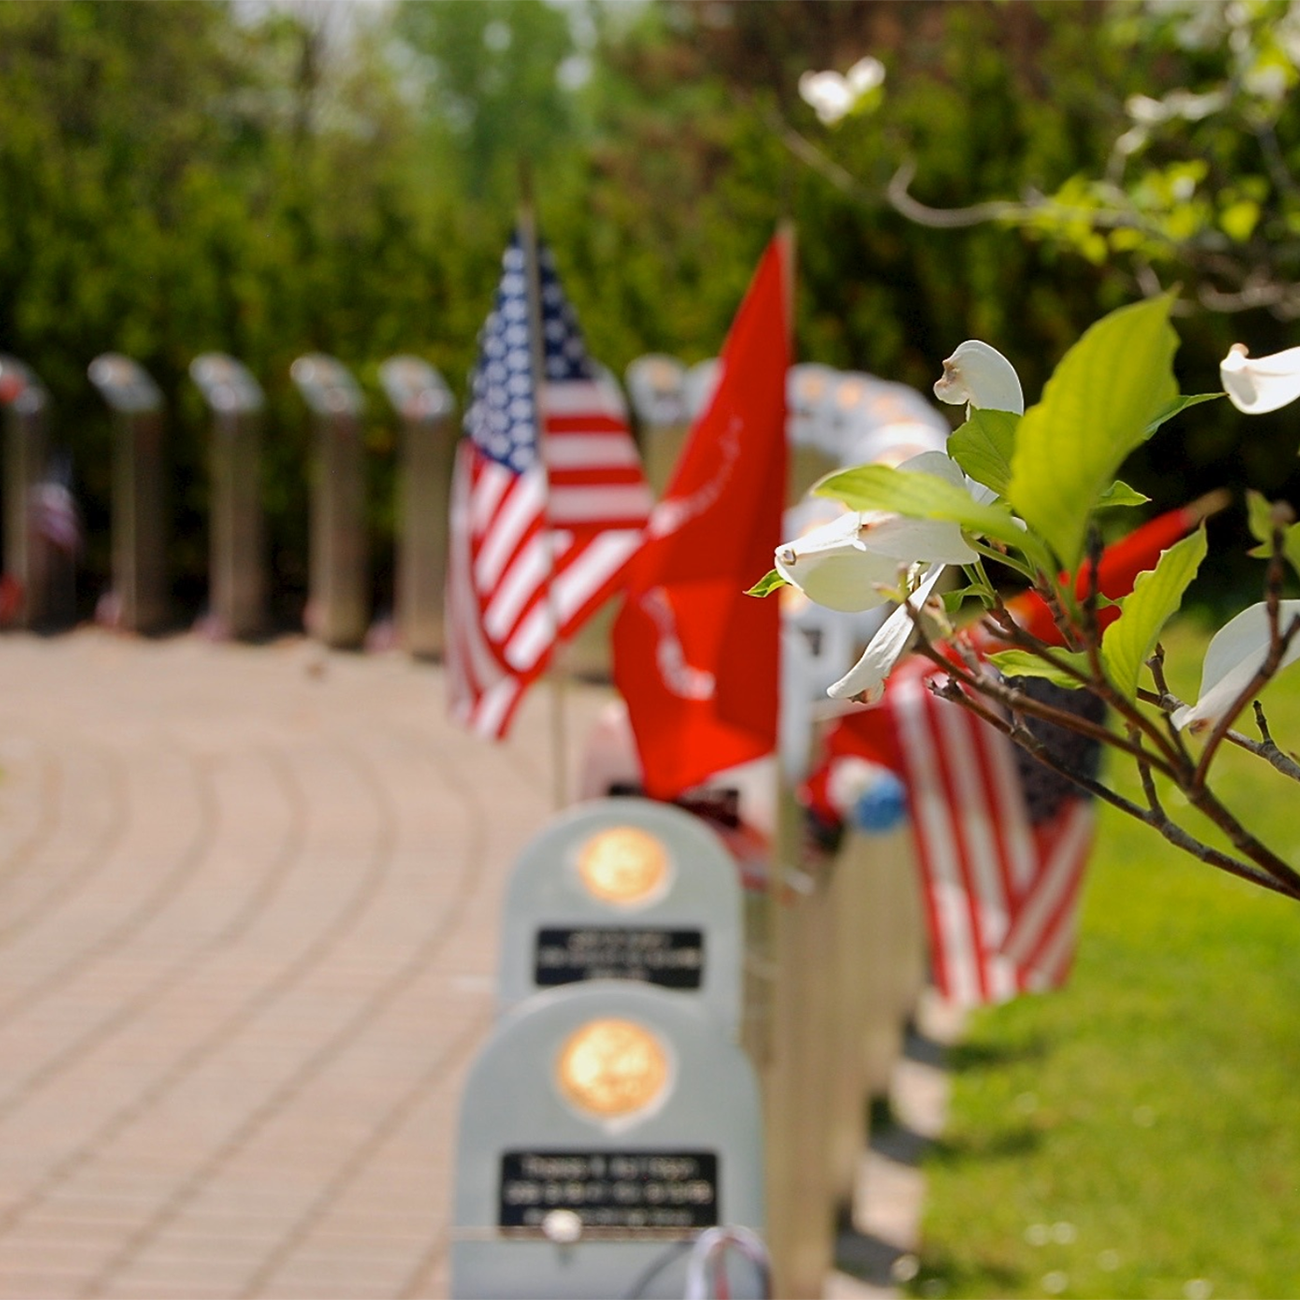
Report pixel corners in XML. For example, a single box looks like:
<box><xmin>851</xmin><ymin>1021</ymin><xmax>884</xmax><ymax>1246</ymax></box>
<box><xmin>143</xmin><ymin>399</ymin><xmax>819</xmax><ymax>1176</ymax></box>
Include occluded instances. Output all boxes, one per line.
<box><xmin>902</xmin><ymin>1246</ymin><xmax>1026</xmax><ymax>1298</ymax></box>
<box><xmin>927</xmin><ymin>1125</ymin><xmax>1043</xmax><ymax>1165</ymax></box>
<box><xmin>946</xmin><ymin>1034</ymin><xmax>1050</xmax><ymax>1074</ymax></box>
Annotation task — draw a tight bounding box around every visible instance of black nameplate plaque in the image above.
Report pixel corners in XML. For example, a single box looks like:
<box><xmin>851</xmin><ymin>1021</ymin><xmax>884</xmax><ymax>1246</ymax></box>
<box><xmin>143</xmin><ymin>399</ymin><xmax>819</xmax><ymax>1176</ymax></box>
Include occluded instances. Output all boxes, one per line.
<box><xmin>534</xmin><ymin>926</ymin><xmax>705</xmax><ymax>989</ymax></box>
<box><xmin>499</xmin><ymin>1150</ymin><xmax>719</xmax><ymax>1234</ymax></box>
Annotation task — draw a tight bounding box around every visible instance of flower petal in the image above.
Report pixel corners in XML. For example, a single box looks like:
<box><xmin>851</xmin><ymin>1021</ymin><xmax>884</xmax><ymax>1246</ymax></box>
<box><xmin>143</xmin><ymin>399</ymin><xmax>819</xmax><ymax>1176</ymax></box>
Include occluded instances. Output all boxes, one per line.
<box><xmin>798</xmin><ymin>70</ymin><xmax>853</xmax><ymax>125</ymax></box>
<box><xmin>845</xmin><ymin>55</ymin><xmax>885</xmax><ymax>96</ymax></box>
<box><xmin>827</xmin><ymin>563</ymin><xmax>947</xmax><ymax>702</ymax></box>
<box><xmin>859</xmin><ymin>514</ymin><xmax>977</xmax><ymax>565</ymax></box>
<box><xmin>859</xmin><ymin>450</ymin><xmax>979</xmax><ymax>563</ymax></box>
<box><xmin>774</xmin><ymin>510</ymin><xmax>897</xmax><ymax>613</ymax></box>
<box><xmin>895</xmin><ymin>448</ymin><xmax>967</xmax><ymax>485</ymax></box>
<box><xmin>1220</xmin><ymin>343</ymin><xmax>1300</xmax><ymax>414</ymax></box>
<box><xmin>1171</xmin><ymin>599</ymin><xmax>1300</xmax><ymax>732</ymax></box>
<box><xmin>933</xmin><ymin>340</ymin><xmax>1025</xmax><ymax>414</ymax></box>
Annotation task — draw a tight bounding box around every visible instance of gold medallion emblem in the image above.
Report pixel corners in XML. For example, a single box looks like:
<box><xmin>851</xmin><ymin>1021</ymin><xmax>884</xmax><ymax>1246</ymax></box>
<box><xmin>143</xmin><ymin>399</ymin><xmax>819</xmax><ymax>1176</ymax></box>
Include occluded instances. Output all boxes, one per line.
<box><xmin>556</xmin><ymin>1017</ymin><xmax>670</xmax><ymax>1118</ymax></box>
<box><xmin>576</xmin><ymin>827</ymin><xmax>669</xmax><ymax>905</ymax></box>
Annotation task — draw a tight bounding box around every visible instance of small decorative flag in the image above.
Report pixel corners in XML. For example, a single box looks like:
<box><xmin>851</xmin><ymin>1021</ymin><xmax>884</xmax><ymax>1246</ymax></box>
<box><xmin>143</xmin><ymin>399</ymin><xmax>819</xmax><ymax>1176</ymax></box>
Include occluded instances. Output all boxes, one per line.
<box><xmin>889</xmin><ymin>657</ymin><xmax>1097</xmax><ymax>1004</ymax></box>
<box><xmin>611</xmin><ymin>232</ymin><xmax>792</xmax><ymax>799</ymax></box>
<box><xmin>446</xmin><ymin>226</ymin><xmax>653</xmax><ymax>739</ymax></box>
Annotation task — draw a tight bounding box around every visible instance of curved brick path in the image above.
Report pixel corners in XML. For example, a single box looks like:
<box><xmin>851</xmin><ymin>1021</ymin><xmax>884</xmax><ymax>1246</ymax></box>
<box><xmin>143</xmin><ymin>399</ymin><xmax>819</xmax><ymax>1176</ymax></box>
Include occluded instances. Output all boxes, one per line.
<box><xmin>0</xmin><ymin>628</ymin><xmax>614</xmax><ymax>1300</ymax></box>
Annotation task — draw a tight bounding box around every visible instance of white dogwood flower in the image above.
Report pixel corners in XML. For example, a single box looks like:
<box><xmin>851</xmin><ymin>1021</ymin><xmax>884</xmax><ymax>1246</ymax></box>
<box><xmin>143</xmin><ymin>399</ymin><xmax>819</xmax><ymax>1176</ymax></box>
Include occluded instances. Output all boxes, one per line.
<box><xmin>1171</xmin><ymin>599</ymin><xmax>1300</xmax><ymax>733</ymax></box>
<box><xmin>827</xmin><ymin>562</ymin><xmax>947</xmax><ymax>703</ymax></box>
<box><xmin>817</xmin><ymin>346</ymin><xmax>1025</xmax><ymax>702</ymax></box>
<box><xmin>798</xmin><ymin>56</ymin><xmax>885</xmax><ymax>126</ymax></box>
<box><xmin>1220</xmin><ymin>343</ymin><xmax>1300</xmax><ymax>414</ymax></box>
<box><xmin>773</xmin><ymin>452</ymin><xmax>978</xmax><ymax>613</ymax></box>
<box><xmin>933</xmin><ymin>340</ymin><xmax>1025</xmax><ymax>415</ymax></box>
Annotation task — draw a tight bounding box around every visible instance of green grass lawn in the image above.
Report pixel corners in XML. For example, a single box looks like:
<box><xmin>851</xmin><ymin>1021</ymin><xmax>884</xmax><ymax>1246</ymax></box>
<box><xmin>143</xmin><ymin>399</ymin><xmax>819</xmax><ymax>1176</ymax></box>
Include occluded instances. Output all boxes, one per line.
<box><xmin>909</xmin><ymin>620</ymin><xmax>1300</xmax><ymax>1300</ymax></box>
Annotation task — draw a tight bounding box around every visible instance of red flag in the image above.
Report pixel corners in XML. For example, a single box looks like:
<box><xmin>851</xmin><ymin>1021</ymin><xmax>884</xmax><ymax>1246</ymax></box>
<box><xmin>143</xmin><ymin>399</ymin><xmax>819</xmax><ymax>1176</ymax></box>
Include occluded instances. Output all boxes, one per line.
<box><xmin>446</xmin><ymin>226</ymin><xmax>653</xmax><ymax>738</ymax></box>
<box><xmin>612</xmin><ymin>232</ymin><xmax>792</xmax><ymax>799</ymax></box>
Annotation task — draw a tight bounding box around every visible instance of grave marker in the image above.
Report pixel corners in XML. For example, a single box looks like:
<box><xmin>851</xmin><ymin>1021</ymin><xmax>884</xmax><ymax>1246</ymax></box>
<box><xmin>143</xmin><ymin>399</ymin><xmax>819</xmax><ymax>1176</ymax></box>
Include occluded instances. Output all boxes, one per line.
<box><xmin>496</xmin><ymin>797</ymin><xmax>744</xmax><ymax>1037</ymax></box>
<box><xmin>452</xmin><ymin>981</ymin><xmax>765</xmax><ymax>1299</ymax></box>
<box><xmin>0</xmin><ymin>355</ymin><xmax>53</xmax><ymax>628</ymax></box>
<box><xmin>832</xmin><ymin>369</ymin><xmax>948</xmax><ymax>468</ymax></box>
<box><xmin>290</xmin><ymin>353</ymin><xmax>368</xmax><ymax>648</ymax></box>
<box><xmin>786</xmin><ymin>363</ymin><xmax>841</xmax><ymax>502</ymax></box>
<box><xmin>87</xmin><ymin>352</ymin><xmax>168</xmax><ymax>633</ymax></box>
<box><xmin>625</xmin><ymin>353</ymin><xmax>689</xmax><ymax>501</ymax></box>
<box><xmin>190</xmin><ymin>353</ymin><xmax>266</xmax><ymax>640</ymax></box>
<box><xmin>379</xmin><ymin>355</ymin><xmax>455</xmax><ymax>660</ymax></box>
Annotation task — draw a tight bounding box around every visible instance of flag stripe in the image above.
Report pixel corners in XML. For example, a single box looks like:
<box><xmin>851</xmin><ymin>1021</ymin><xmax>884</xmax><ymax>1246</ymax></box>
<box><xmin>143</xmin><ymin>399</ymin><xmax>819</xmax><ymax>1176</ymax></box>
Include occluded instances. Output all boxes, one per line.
<box><xmin>542</xmin><ymin>378</ymin><xmax>626</xmax><ymax>419</ymax></box>
<box><xmin>545</xmin><ymin>431</ymin><xmax>644</xmax><ymax>469</ymax></box>
<box><xmin>475</xmin><ymin>470</ymin><xmax>544</xmax><ymax>590</ymax></box>
<box><xmin>549</xmin><ymin>484</ymin><xmax>655</xmax><ymax>521</ymax></box>
<box><xmin>483</xmin><ymin>530</ymin><xmax>552</xmax><ymax>644</ymax></box>
<box><xmin>891</xmin><ymin>666</ymin><xmax>982</xmax><ymax>1005</ymax></box>
<box><xmin>1003</xmin><ymin>800</ymin><xmax>1093</xmax><ymax>975</ymax></box>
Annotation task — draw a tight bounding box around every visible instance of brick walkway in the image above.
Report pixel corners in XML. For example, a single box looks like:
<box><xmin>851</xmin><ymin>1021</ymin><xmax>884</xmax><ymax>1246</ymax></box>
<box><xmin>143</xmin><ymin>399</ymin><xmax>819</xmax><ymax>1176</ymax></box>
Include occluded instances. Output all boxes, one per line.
<box><xmin>0</xmin><ymin>628</ymin><xmax>616</xmax><ymax>1300</ymax></box>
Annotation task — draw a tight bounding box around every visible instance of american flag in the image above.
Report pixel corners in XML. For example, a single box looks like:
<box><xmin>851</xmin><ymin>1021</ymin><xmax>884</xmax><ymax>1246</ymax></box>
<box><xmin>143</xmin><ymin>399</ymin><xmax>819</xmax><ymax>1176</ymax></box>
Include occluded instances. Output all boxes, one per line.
<box><xmin>446</xmin><ymin>227</ymin><xmax>653</xmax><ymax>738</ymax></box>
<box><xmin>886</xmin><ymin>656</ymin><xmax>1096</xmax><ymax>1005</ymax></box>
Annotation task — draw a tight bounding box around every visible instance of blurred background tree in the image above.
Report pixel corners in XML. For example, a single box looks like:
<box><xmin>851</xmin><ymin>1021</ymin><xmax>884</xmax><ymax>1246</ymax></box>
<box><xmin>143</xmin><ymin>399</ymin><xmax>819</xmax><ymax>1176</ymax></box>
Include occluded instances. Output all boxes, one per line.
<box><xmin>0</xmin><ymin>0</ymin><xmax>1296</xmax><ymax>623</ymax></box>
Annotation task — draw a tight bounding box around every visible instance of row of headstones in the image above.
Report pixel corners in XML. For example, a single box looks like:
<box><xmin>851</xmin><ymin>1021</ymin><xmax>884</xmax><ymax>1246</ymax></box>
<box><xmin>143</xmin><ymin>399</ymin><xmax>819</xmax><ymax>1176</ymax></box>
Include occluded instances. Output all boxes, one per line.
<box><xmin>0</xmin><ymin>350</ymin><xmax>456</xmax><ymax>648</ymax></box>
<box><xmin>0</xmin><ymin>349</ymin><xmax>948</xmax><ymax>660</ymax></box>
<box><xmin>452</xmin><ymin>797</ymin><xmax>769</xmax><ymax>1299</ymax></box>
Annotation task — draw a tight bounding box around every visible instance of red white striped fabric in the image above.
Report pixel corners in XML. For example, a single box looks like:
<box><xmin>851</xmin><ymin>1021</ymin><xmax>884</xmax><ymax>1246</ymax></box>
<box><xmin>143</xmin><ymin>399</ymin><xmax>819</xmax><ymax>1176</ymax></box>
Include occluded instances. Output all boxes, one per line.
<box><xmin>887</xmin><ymin>656</ymin><xmax>1095</xmax><ymax>1006</ymax></box>
<box><xmin>446</xmin><ymin>229</ymin><xmax>652</xmax><ymax>739</ymax></box>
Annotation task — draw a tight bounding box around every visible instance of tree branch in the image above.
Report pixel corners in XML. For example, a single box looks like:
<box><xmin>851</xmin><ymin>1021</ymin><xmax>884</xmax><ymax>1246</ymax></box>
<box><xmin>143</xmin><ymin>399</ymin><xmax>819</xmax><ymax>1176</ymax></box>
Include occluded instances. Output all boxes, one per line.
<box><xmin>930</xmin><ymin>673</ymin><xmax>1300</xmax><ymax>898</ymax></box>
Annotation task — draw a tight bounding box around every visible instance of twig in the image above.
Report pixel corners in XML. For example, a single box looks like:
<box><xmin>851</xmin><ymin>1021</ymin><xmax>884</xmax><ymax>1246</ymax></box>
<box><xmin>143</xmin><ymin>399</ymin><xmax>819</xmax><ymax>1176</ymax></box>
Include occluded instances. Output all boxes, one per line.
<box><xmin>766</xmin><ymin>109</ymin><xmax>878</xmax><ymax>207</ymax></box>
<box><xmin>1141</xmin><ymin>683</ymin><xmax>1300</xmax><ymax>783</ymax></box>
<box><xmin>1251</xmin><ymin>701</ymin><xmax>1300</xmax><ymax>782</ymax></box>
<box><xmin>916</xmin><ymin>636</ymin><xmax>1179</xmax><ymax>780</ymax></box>
<box><xmin>924</xmin><ymin>620</ymin><xmax>1300</xmax><ymax>895</ymax></box>
<box><xmin>885</xmin><ymin>158</ymin><xmax>1028</xmax><ymax>228</ymax></box>
<box><xmin>1193</xmin><ymin>512</ymin><xmax>1300</xmax><ymax>789</ymax></box>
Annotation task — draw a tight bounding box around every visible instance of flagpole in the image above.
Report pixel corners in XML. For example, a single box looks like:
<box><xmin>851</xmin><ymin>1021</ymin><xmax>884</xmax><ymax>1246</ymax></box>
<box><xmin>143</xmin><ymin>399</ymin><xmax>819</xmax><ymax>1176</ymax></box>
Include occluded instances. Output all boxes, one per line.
<box><xmin>767</xmin><ymin>218</ymin><xmax>798</xmax><ymax>996</ymax></box>
<box><xmin>763</xmin><ymin>218</ymin><xmax>829</xmax><ymax>1300</ymax></box>
<box><xmin>517</xmin><ymin>172</ymin><xmax>569</xmax><ymax>812</ymax></box>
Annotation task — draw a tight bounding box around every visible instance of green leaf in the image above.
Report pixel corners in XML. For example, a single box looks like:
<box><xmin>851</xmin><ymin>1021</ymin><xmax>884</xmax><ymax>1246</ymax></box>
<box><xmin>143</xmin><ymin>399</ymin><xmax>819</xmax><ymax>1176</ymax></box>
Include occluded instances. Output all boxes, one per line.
<box><xmin>988</xmin><ymin>648</ymin><xmax>1091</xmax><ymax>690</ymax></box>
<box><xmin>941</xmin><ymin>584</ymin><xmax>991</xmax><ymax>615</ymax></box>
<box><xmin>1095</xmin><ymin>480</ymin><xmax>1151</xmax><ymax>509</ymax></box>
<box><xmin>1144</xmin><ymin>391</ymin><xmax>1223</xmax><ymax>437</ymax></box>
<box><xmin>1246</xmin><ymin>488</ymin><xmax>1273</xmax><ymax>550</ymax></box>
<box><xmin>1245</xmin><ymin>489</ymin><xmax>1300</xmax><ymax>580</ymax></box>
<box><xmin>745</xmin><ymin>568</ymin><xmax>788</xmax><ymax>598</ymax></box>
<box><xmin>947</xmin><ymin>409</ymin><xmax>1019</xmax><ymax>496</ymax></box>
<box><xmin>1008</xmin><ymin>296</ymin><xmax>1180</xmax><ymax>571</ymax></box>
<box><xmin>814</xmin><ymin>463</ymin><xmax>1046</xmax><ymax>567</ymax></box>
<box><xmin>1220</xmin><ymin>198</ymin><xmax>1261</xmax><ymax>242</ymax></box>
<box><xmin>1100</xmin><ymin>526</ymin><xmax>1207</xmax><ymax>699</ymax></box>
